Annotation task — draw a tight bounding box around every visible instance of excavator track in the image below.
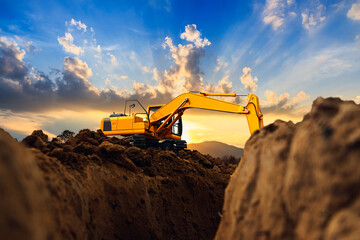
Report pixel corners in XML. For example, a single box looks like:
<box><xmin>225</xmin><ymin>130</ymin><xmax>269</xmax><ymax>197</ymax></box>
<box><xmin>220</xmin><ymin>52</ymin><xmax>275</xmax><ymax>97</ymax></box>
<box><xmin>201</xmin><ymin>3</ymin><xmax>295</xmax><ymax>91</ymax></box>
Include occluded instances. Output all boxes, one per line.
<box><xmin>128</xmin><ymin>135</ymin><xmax>187</xmax><ymax>151</ymax></box>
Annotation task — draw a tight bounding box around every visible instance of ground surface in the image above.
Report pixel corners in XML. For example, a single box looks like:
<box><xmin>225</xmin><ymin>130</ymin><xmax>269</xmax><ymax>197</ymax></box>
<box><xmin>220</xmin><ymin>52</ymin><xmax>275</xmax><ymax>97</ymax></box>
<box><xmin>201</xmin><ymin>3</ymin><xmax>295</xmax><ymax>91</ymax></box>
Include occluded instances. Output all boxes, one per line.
<box><xmin>0</xmin><ymin>128</ymin><xmax>238</xmax><ymax>240</ymax></box>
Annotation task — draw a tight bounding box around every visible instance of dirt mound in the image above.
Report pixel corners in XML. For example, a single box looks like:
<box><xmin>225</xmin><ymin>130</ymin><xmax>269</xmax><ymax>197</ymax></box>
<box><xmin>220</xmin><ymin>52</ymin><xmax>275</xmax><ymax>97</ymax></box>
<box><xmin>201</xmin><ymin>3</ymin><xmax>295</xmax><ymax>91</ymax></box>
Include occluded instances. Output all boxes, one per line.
<box><xmin>215</xmin><ymin>97</ymin><xmax>360</xmax><ymax>240</ymax></box>
<box><xmin>0</xmin><ymin>129</ymin><xmax>55</xmax><ymax>240</ymax></box>
<box><xmin>1</xmin><ymin>128</ymin><xmax>237</xmax><ymax>239</ymax></box>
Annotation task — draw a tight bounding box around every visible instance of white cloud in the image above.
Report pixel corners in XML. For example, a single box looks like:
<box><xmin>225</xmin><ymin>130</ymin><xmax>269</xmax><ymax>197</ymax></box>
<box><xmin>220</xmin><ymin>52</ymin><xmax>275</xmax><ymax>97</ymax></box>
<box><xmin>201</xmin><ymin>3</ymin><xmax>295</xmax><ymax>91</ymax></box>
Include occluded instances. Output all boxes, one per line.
<box><xmin>356</xmin><ymin>34</ymin><xmax>360</xmax><ymax>40</ymax></box>
<box><xmin>263</xmin><ymin>15</ymin><xmax>284</xmax><ymax>30</ymax></box>
<box><xmin>205</xmin><ymin>75</ymin><xmax>233</xmax><ymax>95</ymax></box>
<box><xmin>57</xmin><ymin>33</ymin><xmax>84</xmax><ymax>55</ymax></box>
<box><xmin>289</xmin><ymin>11</ymin><xmax>297</xmax><ymax>17</ymax></box>
<box><xmin>240</xmin><ymin>67</ymin><xmax>258</xmax><ymax>92</ymax></box>
<box><xmin>107</xmin><ymin>53</ymin><xmax>118</xmax><ymax>66</ymax></box>
<box><xmin>263</xmin><ymin>0</ymin><xmax>286</xmax><ymax>30</ymax></box>
<box><xmin>141</xmin><ymin>66</ymin><xmax>151</xmax><ymax>73</ymax></box>
<box><xmin>214</xmin><ymin>57</ymin><xmax>228</xmax><ymax>72</ymax></box>
<box><xmin>265</xmin><ymin>90</ymin><xmax>290</xmax><ymax>106</ymax></box>
<box><xmin>262</xmin><ymin>0</ymin><xmax>300</xmax><ymax>30</ymax></box>
<box><xmin>354</xmin><ymin>96</ymin><xmax>360</xmax><ymax>104</ymax></box>
<box><xmin>160</xmin><ymin>25</ymin><xmax>211</xmax><ymax>92</ymax></box>
<box><xmin>180</xmin><ymin>24</ymin><xmax>211</xmax><ymax>48</ymax></box>
<box><xmin>0</xmin><ymin>36</ymin><xmax>25</xmax><ymax>62</ymax></box>
<box><xmin>69</xmin><ymin>19</ymin><xmax>87</xmax><ymax>32</ymax></box>
<box><xmin>291</xmin><ymin>91</ymin><xmax>309</xmax><ymax>104</ymax></box>
<box><xmin>14</xmin><ymin>36</ymin><xmax>39</xmax><ymax>53</ymax></box>
<box><xmin>63</xmin><ymin>57</ymin><xmax>92</xmax><ymax>80</ymax></box>
<box><xmin>301</xmin><ymin>4</ymin><xmax>326</xmax><ymax>30</ymax></box>
<box><xmin>96</xmin><ymin>45</ymin><xmax>101</xmax><ymax>53</ymax></box>
<box><xmin>347</xmin><ymin>0</ymin><xmax>360</xmax><ymax>20</ymax></box>
<box><xmin>262</xmin><ymin>90</ymin><xmax>310</xmax><ymax>115</ymax></box>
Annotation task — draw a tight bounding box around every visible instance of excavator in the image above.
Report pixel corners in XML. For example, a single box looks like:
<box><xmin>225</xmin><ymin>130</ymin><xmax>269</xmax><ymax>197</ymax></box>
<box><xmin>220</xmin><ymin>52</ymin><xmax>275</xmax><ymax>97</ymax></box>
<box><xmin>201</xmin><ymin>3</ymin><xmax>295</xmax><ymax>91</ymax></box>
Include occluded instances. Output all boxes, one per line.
<box><xmin>100</xmin><ymin>92</ymin><xmax>263</xmax><ymax>151</ymax></box>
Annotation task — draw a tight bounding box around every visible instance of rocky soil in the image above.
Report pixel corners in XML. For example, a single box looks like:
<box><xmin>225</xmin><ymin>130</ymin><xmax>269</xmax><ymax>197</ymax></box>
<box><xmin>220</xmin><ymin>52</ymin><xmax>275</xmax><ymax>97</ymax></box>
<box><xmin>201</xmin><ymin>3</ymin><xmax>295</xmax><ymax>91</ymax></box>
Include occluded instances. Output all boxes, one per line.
<box><xmin>215</xmin><ymin>97</ymin><xmax>360</xmax><ymax>240</ymax></box>
<box><xmin>0</xmin><ymin>128</ymin><xmax>238</xmax><ymax>240</ymax></box>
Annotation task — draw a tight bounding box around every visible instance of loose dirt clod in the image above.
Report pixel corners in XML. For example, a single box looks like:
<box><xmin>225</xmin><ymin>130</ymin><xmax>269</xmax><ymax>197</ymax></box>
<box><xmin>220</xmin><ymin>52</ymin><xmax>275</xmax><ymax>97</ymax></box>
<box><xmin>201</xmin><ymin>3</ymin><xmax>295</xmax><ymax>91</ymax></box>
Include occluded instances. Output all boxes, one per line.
<box><xmin>1</xmin><ymin>128</ymin><xmax>237</xmax><ymax>240</ymax></box>
<box><xmin>215</xmin><ymin>97</ymin><xmax>360</xmax><ymax>240</ymax></box>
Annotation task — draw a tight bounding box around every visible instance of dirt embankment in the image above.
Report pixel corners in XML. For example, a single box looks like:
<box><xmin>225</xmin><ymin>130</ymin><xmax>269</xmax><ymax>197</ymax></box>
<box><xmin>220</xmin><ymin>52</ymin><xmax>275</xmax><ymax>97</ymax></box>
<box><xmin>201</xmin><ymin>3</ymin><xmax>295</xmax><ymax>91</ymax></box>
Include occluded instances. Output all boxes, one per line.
<box><xmin>0</xmin><ymin>128</ymin><xmax>238</xmax><ymax>240</ymax></box>
<box><xmin>216</xmin><ymin>97</ymin><xmax>360</xmax><ymax>240</ymax></box>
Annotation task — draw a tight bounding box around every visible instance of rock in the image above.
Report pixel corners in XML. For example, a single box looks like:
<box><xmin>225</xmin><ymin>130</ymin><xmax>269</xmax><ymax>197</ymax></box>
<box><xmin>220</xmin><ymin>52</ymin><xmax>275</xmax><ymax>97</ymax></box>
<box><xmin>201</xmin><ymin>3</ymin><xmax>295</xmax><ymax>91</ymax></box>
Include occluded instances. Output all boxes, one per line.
<box><xmin>21</xmin><ymin>130</ymin><xmax>49</xmax><ymax>152</ymax></box>
<box><xmin>31</xmin><ymin>130</ymin><xmax>48</xmax><ymax>142</ymax></box>
<box><xmin>215</xmin><ymin>97</ymin><xmax>360</xmax><ymax>240</ymax></box>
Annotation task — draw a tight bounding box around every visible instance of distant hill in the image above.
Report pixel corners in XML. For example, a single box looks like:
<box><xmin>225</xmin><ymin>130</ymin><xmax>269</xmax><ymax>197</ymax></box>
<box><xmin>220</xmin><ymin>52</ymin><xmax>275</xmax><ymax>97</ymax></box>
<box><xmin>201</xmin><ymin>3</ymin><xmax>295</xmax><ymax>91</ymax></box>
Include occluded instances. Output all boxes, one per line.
<box><xmin>187</xmin><ymin>141</ymin><xmax>244</xmax><ymax>158</ymax></box>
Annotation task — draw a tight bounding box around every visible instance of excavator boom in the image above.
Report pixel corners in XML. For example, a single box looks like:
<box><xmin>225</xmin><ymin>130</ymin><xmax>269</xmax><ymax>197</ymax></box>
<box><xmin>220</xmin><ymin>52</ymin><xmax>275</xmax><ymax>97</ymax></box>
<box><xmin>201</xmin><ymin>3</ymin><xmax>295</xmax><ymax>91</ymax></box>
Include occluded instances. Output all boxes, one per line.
<box><xmin>150</xmin><ymin>92</ymin><xmax>263</xmax><ymax>135</ymax></box>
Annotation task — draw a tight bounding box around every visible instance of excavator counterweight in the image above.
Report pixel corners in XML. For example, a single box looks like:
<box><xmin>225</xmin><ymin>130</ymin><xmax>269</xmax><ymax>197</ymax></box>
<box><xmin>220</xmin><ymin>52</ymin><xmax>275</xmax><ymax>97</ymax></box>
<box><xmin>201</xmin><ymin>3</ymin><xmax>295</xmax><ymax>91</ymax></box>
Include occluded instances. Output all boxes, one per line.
<box><xmin>100</xmin><ymin>92</ymin><xmax>263</xmax><ymax>150</ymax></box>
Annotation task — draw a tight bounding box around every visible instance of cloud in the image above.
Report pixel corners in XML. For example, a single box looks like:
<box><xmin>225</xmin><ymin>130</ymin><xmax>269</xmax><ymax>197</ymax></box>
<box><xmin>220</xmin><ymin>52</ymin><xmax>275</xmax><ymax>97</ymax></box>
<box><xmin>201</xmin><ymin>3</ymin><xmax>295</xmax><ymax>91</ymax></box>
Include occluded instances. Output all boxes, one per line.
<box><xmin>141</xmin><ymin>66</ymin><xmax>151</xmax><ymax>73</ymax></box>
<box><xmin>106</xmin><ymin>53</ymin><xmax>118</xmax><ymax>66</ymax></box>
<box><xmin>0</xmin><ymin>37</ymin><xmax>27</xmax><ymax>81</ymax></box>
<box><xmin>214</xmin><ymin>57</ymin><xmax>228</xmax><ymax>72</ymax></box>
<box><xmin>0</xmin><ymin>37</ymin><xmax>175</xmax><ymax>113</ymax></box>
<box><xmin>205</xmin><ymin>75</ymin><xmax>232</xmax><ymax>94</ymax></box>
<box><xmin>354</xmin><ymin>96</ymin><xmax>360</xmax><ymax>104</ymax></box>
<box><xmin>301</xmin><ymin>4</ymin><xmax>326</xmax><ymax>30</ymax></box>
<box><xmin>180</xmin><ymin>24</ymin><xmax>211</xmax><ymax>48</ymax></box>
<box><xmin>347</xmin><ymin>0</ymin><xmax>360</xmax><ymax>20</ymax></box>
<box><xmin>291</xmin><ymin>91</ymin><xmax>309</xmax><ymax>104</ymax></box>
<box><xmin>69</xmin><ymin>19</ymin><xmax>87</xmax><ymax>32</ymax></box>
<box><xmin>240</xmin><ymin>67</ymin><xmax>258</xmax><ymax>92</ymax></box>
<box><xmin>154</xmin><ymin>25</ymin><xmax>211</xmax><ymax>93</ymax></box>
<box><xmin>262</xmin><ymin>90</ymin><xmax>310</xmax><ymax>115</ymax></box>
<box><xmin>57</xmin><ymin>33</ymin><xmax>84</xmax><ymax>55</ymax></box>
<box><xmin>263</xmin><ymin>0</ymin><xmax>288</xmax><ymax>30</ymax></box>
<box><xmin>14</xmin><ymin>36</ymin><xmax>39</xmax><ymax>53</ymax></box>
<box><xmin>0</xmin><ymin>25</ymin><xmax>310</xmax><ymax>119</ymax></box>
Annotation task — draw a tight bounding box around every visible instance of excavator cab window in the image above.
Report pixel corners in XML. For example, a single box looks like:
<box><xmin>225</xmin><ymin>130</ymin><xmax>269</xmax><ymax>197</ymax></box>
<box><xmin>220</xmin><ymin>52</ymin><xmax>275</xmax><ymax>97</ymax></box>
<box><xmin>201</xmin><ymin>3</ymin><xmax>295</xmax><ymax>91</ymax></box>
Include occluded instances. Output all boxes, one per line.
<box><xmin>172</xmin><ymin>116</ymin><xmax>182</xmax><ymax>136</ymax></box>
<box><xmin>149</xmin><ymin>106</ymin><xmax>183</xmax><ymax>136</ymax></box>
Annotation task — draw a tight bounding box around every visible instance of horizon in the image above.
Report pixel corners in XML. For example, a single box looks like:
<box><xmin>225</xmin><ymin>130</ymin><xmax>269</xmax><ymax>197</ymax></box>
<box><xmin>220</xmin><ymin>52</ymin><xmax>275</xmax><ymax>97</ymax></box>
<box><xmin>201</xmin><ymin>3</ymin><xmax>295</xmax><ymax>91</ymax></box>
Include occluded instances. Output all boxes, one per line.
<box><xmin>1</xmin><ymin>0</ymin><xmax>360</xmax><ymax>147</ymax></box>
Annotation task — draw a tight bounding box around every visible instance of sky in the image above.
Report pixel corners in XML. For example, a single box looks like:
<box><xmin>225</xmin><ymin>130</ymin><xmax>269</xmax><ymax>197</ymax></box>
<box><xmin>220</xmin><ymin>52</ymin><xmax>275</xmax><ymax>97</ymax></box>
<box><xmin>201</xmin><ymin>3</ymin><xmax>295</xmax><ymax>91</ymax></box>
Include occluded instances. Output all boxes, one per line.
<box><xmin>0</xmin><ymin>0</ymin><xmax>359</xmax><ymax>147</ymax></box>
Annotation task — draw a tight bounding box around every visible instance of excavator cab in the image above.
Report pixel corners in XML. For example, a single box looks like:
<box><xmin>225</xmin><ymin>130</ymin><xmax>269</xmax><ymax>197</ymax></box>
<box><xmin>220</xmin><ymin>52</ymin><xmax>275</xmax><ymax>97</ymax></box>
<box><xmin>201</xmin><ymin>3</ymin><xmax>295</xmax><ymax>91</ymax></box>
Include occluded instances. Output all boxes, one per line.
<box><xmin>100</xmin><ymin>100</ymin><xmax>149</xmax><ymax>136</ymax></box>
<box><xmin>100</xmin><ymin>100</ymin><xmax>184</xmax><ymax>139</ymax></box>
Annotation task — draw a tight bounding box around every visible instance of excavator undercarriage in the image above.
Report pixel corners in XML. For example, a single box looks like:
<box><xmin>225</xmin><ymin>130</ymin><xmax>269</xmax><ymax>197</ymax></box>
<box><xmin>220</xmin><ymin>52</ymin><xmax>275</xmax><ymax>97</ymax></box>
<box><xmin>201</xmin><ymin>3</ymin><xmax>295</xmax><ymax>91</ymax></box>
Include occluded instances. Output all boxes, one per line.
<box><xmin>128</xmin><ymin>135</ymin><xmax>187</xmax><ymax>151</ymax></box>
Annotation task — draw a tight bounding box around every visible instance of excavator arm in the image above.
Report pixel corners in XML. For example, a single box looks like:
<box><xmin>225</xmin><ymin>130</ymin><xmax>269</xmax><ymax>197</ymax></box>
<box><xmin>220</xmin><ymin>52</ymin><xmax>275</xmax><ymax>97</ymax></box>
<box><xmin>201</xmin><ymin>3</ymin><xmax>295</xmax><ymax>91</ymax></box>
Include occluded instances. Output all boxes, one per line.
<box><xmin>150</xmin><ymin>92</ymin><xmax>263</xmax><ymax>135</ymax></box>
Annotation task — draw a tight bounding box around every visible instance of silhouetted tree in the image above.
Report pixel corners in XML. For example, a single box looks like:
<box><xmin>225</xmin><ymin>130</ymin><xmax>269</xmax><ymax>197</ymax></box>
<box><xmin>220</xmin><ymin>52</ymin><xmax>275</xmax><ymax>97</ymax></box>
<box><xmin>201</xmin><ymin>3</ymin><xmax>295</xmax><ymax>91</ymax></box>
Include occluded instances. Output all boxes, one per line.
<box><xmin>57</xmin><ymin>130</ymin><xmax>75</xmax><ymax>141</ymax></box>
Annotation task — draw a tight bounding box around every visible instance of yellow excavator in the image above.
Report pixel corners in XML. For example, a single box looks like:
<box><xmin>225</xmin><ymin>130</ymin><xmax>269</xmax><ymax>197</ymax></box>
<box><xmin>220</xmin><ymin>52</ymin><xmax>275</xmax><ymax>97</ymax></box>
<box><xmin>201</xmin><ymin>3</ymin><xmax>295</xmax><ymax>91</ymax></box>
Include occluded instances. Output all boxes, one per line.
<box><xmin>100</xmin><ymin>92</ymin><xmax>263</xmax><ymax>150</ymax></box>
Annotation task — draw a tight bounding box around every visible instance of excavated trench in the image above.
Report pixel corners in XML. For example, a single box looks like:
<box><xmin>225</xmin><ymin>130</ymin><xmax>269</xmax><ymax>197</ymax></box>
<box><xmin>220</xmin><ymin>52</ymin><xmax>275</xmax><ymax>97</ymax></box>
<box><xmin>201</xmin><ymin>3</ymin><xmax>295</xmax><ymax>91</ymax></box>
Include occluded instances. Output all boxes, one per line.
<box><xmin>0</xmin><ymin>127</ymin><xmax>237</xmax><ymax>240</ymax></box>
<box><xmin>0</xmin><ymin>97</ymin><xmax>359</xmax><ymax>240</ymax></box>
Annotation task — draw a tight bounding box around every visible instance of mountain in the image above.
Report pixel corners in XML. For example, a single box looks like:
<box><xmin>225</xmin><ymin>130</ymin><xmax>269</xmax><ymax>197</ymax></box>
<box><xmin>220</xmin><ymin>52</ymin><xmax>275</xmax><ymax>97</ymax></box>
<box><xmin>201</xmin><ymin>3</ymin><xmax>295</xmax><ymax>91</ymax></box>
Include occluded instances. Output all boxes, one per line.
<box><xmin>187</xmin><ymin>141</ymin><xmax>244</xmax><ymax>158</ymax></box>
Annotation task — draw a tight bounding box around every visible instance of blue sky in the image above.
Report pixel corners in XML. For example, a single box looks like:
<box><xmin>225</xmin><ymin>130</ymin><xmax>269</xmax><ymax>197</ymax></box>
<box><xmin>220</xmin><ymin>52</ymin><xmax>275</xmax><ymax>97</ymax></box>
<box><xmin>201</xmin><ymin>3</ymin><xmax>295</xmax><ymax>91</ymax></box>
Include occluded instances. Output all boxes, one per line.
<box><xmin>0</xmin><ymin>0</ymin><xmax>359</xmax><ymax>146</ymax></box>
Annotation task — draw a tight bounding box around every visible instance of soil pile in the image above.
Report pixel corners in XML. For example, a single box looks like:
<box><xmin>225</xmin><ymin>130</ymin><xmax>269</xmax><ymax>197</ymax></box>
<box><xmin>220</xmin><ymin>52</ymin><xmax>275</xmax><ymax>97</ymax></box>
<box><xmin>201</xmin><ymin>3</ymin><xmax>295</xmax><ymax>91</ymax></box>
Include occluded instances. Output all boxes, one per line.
<box><xmin>0</xmin><ymin>128</ymin><xmax>238</xmax><ymax>240</ymax></box>
<box><xmin>215</xmin><ymin>97</ymin><xmax>360</xmax><ymax>240</ymax></box>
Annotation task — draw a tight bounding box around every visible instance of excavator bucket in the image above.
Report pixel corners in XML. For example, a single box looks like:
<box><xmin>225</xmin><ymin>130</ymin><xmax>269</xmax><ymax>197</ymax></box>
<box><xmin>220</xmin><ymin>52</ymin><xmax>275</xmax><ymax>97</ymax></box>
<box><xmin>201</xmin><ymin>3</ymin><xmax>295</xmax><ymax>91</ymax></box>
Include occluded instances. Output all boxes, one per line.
<box><xmin>245</xmin><ymin>93</ymin><xmax>263</xmax><ymax>135</ymax></box>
